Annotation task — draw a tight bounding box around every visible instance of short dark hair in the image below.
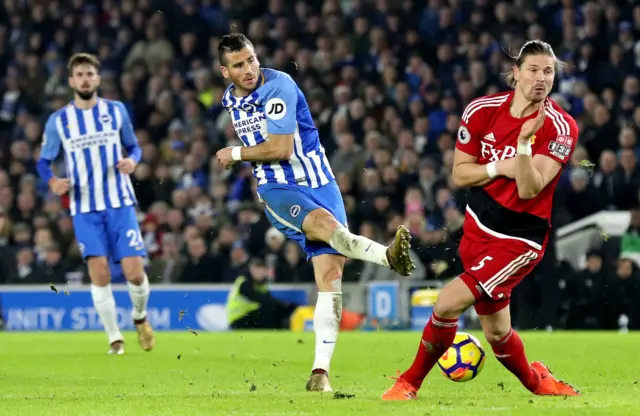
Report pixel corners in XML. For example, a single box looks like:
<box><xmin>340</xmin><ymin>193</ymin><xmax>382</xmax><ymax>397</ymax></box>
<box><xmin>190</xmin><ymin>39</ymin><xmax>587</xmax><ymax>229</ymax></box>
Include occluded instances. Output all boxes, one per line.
<box><xmin>249</xmin><ymin>257</ymin><xmax>266</xmax><ymax>268</ymax></box>
<box><xmin>503</xmin><ymin>40</ymin><xmax>565</xmax><ymax>88</ymax></box>
<box><xmin>218</xmin><ymin>33</ymin><xmax>254</xmax><ymax>66</ymax></box>
<box><xmin>67</xmin><ymin>53</ymin><xmax>101</xmax><ymax>74</ymax></box>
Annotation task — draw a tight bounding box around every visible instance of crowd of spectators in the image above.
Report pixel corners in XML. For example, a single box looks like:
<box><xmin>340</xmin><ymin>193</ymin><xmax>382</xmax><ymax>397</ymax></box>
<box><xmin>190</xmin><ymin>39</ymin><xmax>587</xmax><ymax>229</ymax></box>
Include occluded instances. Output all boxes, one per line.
<box><xmin>0</xmin><ymin>0</ymin><xmax>639</xmax><ymax>329</ymax></box>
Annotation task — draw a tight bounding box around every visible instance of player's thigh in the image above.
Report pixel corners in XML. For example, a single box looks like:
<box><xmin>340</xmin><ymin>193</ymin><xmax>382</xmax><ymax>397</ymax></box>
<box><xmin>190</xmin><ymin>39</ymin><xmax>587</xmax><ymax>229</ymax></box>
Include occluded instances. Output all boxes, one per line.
<box><xmin>262</xmin><ymin>204</ymin><xmax>343</xmax><ymax>263</ymax></box>
<box><xmin>433</xmin><ymin>276</ymin><xmax>477</xmax><ymax>319</ymax></box>
<box><xmin>72</xmin><ymin>211</ymin><xmax>109</xmax><ymax>260</ymax></box>
<box><xmin>302</xmin><ymin>182</ymin><xmax>350</xmax><ymax>259</ymax></box>
<box><xmin>258</xmin><ymin>182</ymin><xmax>345</xmax><ymax>242</ymax></box>
<box><xmin>105</xmin><ymin>206</ymin><xmax>148</xmax><ymax>262</ymax></box>
<box><xmin>258</xmin><ymin>183</ymin><xmax>321</xmax><ymax>234</ymax></box>
<box><xmin>311</xmin><ymin>253</ymin><xmax>346</xmax><ymax>291</ymax></box>
<box><xmin>302</xmin><ymin>181</ymin><xmax>348</xmax><ymax>242</ymax></box>
<box><xmin>86</xmin><ymin>256</ymin><xmax>111</xmax><ymax>286</ymax></box>
<box><xmin>310</xmin><ymin>181</ymin><xmax>348</xmax><ymax>228</ymax></box>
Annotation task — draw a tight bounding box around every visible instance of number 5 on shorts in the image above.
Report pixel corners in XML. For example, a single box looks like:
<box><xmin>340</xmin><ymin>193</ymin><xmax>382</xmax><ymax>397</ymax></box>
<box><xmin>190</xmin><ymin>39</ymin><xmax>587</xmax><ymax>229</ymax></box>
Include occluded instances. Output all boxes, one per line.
<box><xmin>471</xmin><ymin>256</ymin><xmax>493</xmax><ymax>271</ymax></box>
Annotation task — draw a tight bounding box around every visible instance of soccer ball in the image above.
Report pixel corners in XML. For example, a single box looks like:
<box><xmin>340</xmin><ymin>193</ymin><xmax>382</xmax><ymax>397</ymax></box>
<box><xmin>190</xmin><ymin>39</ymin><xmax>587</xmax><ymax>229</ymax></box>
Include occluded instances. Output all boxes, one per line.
<box><xmin>437</xmin><ymin>332</ymin><xmax>486</xmax><ymax>382</ymax></box>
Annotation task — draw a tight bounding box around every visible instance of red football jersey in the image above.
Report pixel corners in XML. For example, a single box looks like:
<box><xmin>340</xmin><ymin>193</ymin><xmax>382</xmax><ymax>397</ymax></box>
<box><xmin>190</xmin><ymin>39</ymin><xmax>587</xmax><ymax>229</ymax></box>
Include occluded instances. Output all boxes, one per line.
<box><xmin>455</xmin><ymin>91</ymin><xmax>579</xmax><ymax>246</ymax></box>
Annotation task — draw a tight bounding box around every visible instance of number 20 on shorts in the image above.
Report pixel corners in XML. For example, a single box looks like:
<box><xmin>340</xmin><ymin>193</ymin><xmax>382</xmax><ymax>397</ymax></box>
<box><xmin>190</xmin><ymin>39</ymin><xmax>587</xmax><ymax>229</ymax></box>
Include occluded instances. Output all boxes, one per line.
<box><xmin>126</xmin><ymin>229</ymin><xmax>144</xmax><ymax>249</ymax></box>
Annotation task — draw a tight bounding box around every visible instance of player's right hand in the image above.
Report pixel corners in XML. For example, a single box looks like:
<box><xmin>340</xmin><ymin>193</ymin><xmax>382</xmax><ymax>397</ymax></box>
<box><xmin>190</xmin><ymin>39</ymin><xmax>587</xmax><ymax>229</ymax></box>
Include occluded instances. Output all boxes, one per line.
<box><xmin>49</xmin><ymin>177</ymin><xmax>71</xmax><ymax>195</ymax></box>
<box><xmin>216</xmin><ymin>147</ymin><xmax>236</xmax><ymax>170</ymax></box>
<box><xmin>518</xmin><ymin>105</ymin><xmax>546</xmax><ymax>142</ymax></box>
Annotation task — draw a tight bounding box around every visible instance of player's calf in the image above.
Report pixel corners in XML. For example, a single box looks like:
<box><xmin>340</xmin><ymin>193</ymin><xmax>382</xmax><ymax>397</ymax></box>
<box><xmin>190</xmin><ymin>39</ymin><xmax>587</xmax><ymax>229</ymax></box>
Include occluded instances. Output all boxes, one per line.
<box><xmin>88</xmin><ymin>257</ymin><xmax>124</xmax><ymax>349</ymax></box>
<box><xmin>307</xmin><ymin>254</ymin><xmax>344</xmax><ymax>392</ymax></box>
<box><xmin>478</xmin><ymin>308</ymin><xmax>541</xmax><ymax>394</ymax></box>
<box><xmin>121</xmin><ymin>256</ymin><xmax>155</xmax><ymax>351</ymax></box>
<box><xmin>302</xmin><ymin>208</ymin><xmax>415</xmax><ymax>276</ymax></box>
<box><xmin>382</xmin><ymin>277</ymin><xmax>476</xmax><ymax>398</ymax></box>
<box><xmin>121</xmin><ymin>256</ymin><xmax>150</xmax><ymax>323</ymax></box>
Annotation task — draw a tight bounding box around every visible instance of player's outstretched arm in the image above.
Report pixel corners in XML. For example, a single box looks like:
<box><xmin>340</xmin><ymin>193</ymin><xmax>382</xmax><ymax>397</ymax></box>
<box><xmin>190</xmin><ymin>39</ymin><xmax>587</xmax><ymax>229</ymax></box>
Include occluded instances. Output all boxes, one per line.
<box><xmin>37</xmin><ymin>115</ymin><xmax>70</xmax><ymax>195</ymax></box>
<box><xmin>452</xmin><ymin>148</ymin><xmax>515</xmax><ymax>187</ymax></box>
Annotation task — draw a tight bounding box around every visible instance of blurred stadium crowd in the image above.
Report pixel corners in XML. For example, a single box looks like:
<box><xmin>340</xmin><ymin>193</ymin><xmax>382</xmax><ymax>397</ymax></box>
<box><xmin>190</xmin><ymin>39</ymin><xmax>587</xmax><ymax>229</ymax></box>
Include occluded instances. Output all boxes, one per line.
<box><xmin>0</xmin><ymin>0</ymin><xmax>639</xmax><ymax>329</ymax></box>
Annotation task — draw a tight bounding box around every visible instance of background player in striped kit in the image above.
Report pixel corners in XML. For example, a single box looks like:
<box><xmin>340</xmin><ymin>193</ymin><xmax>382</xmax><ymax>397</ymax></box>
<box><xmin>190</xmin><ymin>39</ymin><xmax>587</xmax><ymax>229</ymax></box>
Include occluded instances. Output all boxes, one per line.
<box><xmin>36</xmin><ymin>53</ymin><xmax>155</xmax><ymax>355</ymax></box>
<box><xmin>215</xmin><ymin>33</ymin><xmax>415</xmax><ymax>392</ymax></box>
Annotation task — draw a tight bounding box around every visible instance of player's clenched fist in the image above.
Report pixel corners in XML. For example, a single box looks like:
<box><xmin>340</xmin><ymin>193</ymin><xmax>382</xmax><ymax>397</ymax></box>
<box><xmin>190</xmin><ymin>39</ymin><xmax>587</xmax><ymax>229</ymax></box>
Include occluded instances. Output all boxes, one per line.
<box><xmin>116</xmin><ymin>157</ymin><xmax>137</xmax><ymax>175</ymax></box>
<box><xmin>49</xmin><ymin>177</ymin><xmax>70</xmax><ymax>195</ymax></box>
<box><xmin>518</xmin><ymin>105</ymin><xmax>546</xmax><ymax>143</ymax></box>
<box><xmin>216</xmin><ymin>147</ymin><xmax>235</xmax><ymax>169</ymax></box>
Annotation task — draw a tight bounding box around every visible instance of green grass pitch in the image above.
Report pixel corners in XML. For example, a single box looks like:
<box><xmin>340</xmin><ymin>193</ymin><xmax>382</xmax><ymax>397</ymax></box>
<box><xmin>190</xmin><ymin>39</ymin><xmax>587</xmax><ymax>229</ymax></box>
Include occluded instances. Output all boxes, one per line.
<box><xmin>1</xmin><ymin>331</ymin><xmax>638</xmax><ymax>415</ymax></box>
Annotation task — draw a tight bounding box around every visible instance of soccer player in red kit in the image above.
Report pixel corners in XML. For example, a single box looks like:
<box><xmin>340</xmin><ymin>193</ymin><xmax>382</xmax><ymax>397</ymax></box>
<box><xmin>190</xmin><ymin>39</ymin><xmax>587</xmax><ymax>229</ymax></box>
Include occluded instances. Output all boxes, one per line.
<box><xmin>382</xmin><ymin>40</ymin><xmax>581</xmax><ymax>400</ymax></box>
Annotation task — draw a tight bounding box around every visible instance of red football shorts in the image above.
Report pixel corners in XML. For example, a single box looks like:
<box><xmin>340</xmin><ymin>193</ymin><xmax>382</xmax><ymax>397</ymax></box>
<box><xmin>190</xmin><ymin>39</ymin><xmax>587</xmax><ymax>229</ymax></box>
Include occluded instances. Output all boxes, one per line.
<box><xmin>458</xmin><ymin>213</ymin><xmax>546</xmax><ymax>315</ymax></box>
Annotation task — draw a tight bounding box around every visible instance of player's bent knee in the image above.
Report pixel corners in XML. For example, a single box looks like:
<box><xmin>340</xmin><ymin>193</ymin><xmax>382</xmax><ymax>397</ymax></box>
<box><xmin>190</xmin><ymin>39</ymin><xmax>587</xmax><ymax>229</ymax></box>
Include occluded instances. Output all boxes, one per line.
<box><xmin>302</xmin><ymin>208</ymin><xmax>341</xmax><ymax>242</ymax></box>
<box><xmin>433</xmin><ymin>296</ymin><xmax>466</xmax><ymax>320</ymax></box>
<box><xmin>433</xmin><ymin>277</ymin><xmax>477</xmax><ymax>319</ymax></box>
<box><xmin>311</xmin><ymin>254</ymin><xmax>345</xmax><ymax>292</ymax></box>
<box><xmin>120</xmin><ymin>256</ymin><xmax>145</xmax><ymax>285</ymax></box>
<box><xmin>316</xmin><ymin>269</ymin><xmax>342</xmax><ymax>292</ymax></box>
<box><xmin>481</xmin><ymin>317</ymin><xmax>512</xmax><ymax>344</ymax></box>
<box><xmin>483</xmin><ymin>328</ymin><xmax>510</xmax><ymax>345</ymax></box>
<box><xmin>479</xmin><ymin>314</ymin><xmax>511</xmax><ymax>344</ymax></box>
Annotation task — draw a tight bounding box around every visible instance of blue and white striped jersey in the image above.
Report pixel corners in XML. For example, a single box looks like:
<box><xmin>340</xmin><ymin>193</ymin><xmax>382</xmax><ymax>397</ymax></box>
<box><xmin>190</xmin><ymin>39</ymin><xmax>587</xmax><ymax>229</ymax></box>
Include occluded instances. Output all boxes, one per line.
<box><xmin>39</xmin><ymin>98</ymin><xmax>139</xmax><ymax>216</ymax></box>
<box><xmin>221</xmin><ymin>68</ymin><xmax>335</xmax><ymax>188</ymax></box>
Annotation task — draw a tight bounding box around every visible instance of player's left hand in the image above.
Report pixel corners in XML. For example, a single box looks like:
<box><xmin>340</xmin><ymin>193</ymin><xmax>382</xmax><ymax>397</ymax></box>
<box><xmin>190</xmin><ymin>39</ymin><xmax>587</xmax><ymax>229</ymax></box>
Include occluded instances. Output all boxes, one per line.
<box><xmin>117</xmin><ymin>158</ymin><xmax>137</xmax><ymax>175</ymax></box>
<box><xmin>216</xmin><ymin>147</ymin><xmax>235</xmax><ymax>170</ymax></box>
<box><xmin>518</xmin><ymin>105</ymin><xmax>546</xmax><ymax>143</ymax></box>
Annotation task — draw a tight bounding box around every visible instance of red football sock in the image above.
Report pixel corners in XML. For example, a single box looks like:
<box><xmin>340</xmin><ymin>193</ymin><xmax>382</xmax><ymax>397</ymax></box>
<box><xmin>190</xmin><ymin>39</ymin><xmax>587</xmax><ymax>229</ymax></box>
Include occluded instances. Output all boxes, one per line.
<box><xmin>401</xmin><ymin>314</ymin><xmax>458</xmax><ymax>389</ymax></box>
<box><xmin>490</xmin><ymin>328</ymin><xmax>540</xmax><ymax>392</ymax></box>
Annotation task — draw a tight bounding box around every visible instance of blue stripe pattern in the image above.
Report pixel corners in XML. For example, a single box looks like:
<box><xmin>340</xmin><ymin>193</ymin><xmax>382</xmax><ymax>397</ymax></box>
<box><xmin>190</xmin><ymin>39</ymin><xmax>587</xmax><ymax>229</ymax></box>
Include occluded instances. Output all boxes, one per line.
<box><xmin>252</xmin><ymin>131</ymin><xmax>275</xmax><ymax>181</ymax></box>
<box><xmin>50</xmin><ymin>98</ymin><xmax>137</xmax><ymax>215</ymax></box>
<box><xmin>99</xmin><ymin>145</ymin><xmax>111</xmax><ymax>209</ymax></box>
<box><xmin>221</xmin><ymin>68</ymin><xmax>335</xmax><ymax>189</ymax></box>
<box><xmin>71</xmin><ymin>151</ymin><xmax>81</xmax><ymax>215</ymax></box>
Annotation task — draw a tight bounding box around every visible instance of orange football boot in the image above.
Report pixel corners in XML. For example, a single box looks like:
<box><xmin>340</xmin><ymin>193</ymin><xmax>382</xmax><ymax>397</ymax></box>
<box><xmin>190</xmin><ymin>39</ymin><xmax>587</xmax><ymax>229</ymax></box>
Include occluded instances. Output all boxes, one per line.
<box><xmin>531</xmin><ymin>361</ymin><xmax>580</xmax><ymax>396</ymax></box>
<box><xmin>381</xmin><ymin>371</ymin><xmax>418</xmax><ymax>401</ymax></box>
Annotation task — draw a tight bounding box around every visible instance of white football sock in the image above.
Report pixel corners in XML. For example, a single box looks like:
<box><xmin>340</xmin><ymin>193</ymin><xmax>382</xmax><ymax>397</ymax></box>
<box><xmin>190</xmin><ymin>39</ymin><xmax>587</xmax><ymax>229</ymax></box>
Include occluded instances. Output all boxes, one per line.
<box><xmin>329</xmin><ymin>227</ymin><xmax>389</xmax><ymax>267</ymax></box>
<box><xmin>90</xmin><ymin>284</ymin><xmax>123</xmax><ymax>345</ymax></box>
<box><xmin>312</xmin><ymin>292</ymin><xmax>342</xmax><ymax>373</ymax></box>
<box><xmin>127</xmin><ymin>273</ymin><xmax>150</xmax><ymax>321</ymax></box>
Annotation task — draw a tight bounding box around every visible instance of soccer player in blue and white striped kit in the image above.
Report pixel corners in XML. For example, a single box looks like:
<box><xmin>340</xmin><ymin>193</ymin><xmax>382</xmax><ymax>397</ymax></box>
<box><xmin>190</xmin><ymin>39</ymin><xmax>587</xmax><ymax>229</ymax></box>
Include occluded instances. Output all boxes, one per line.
<box><xmin>36</xmin><ymin>53</ymin><xmax>155</xmax><ymax>355</ymax></box>
<box><xmin>216</xmin><ymin>34</ymin><xmax>416</xmax><ymax>392</ymax></box>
